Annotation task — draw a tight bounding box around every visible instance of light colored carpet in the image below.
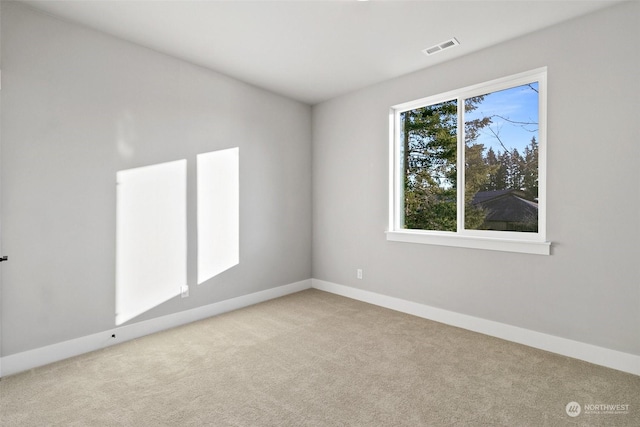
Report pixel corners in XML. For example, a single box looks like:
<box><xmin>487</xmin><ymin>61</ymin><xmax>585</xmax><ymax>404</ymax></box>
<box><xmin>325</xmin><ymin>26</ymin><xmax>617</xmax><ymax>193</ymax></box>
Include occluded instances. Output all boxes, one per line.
<box><xmin>1</xmin><ymin>289</ymin><xmax>639</xmax><ymax>426</ymax></box>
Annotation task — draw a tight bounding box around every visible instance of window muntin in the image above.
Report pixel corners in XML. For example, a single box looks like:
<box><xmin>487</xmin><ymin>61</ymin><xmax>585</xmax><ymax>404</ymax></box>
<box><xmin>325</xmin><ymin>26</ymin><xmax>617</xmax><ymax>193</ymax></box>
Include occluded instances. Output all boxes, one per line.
<box><xmin>390</xmin><ymin>68</ymin><xmax>548</xmax><ymax>253</ymax></box>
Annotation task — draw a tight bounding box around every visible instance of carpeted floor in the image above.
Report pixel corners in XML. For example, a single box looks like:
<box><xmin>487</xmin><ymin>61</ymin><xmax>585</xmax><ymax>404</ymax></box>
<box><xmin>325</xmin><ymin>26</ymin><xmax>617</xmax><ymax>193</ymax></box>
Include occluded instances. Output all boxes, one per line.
<box><xmin>1</xmin><ymin>289</ymin><xmax>639</xmax><ymax>426</ymax></box>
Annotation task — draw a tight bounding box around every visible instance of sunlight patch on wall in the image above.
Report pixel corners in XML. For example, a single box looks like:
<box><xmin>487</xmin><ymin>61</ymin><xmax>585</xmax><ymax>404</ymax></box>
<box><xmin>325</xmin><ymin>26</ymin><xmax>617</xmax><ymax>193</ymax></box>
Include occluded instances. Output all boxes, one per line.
<box><xmin>115</xmin><ymin>159</ymin><xmax>187</xmax><ymax>325</ymax></box>
<box><xmin>197</xmin><ymin>148</ymin><xmax>240</xmax><ymax>284</ymax></box>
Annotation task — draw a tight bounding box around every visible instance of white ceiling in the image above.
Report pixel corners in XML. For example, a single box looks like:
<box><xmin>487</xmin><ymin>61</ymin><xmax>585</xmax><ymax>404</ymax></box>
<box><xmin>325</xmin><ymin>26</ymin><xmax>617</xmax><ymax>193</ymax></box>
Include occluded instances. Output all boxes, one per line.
<box><xmin>21</xmin><ymin>0</ymin><xmax>622</xmax><ymax>105</ymax></box>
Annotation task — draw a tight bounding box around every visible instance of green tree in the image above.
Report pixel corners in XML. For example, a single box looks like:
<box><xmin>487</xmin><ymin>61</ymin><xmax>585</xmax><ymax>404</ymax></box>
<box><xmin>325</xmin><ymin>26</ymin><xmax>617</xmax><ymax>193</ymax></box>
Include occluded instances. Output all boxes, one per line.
<box><xmin>522</xmin><ymin>137</ymin><xmax>539</xmax><ymax>200</ymax></box>
<box><xmin>464</xmin><ymin>142</ymin><xmax>496</xmax><ymax>229</ymax></box>
<box><xmin>483</xmin><ymin>147</ymin><xmax>501</xmax><ymax>191</ymax></box>
<box><xmin>402</xmin><ymin>100</ymin><xmax>458</xmax><ymax>231</ymax></box>
<box><xmin>508</xmin><ymin>149</ymin><xmax>525</xmax><ymax>190</ymax></box>
<box><xmin>463</xmin><ymin>96</ymin><xmax>496</xmax><ymax>229</ymax></box>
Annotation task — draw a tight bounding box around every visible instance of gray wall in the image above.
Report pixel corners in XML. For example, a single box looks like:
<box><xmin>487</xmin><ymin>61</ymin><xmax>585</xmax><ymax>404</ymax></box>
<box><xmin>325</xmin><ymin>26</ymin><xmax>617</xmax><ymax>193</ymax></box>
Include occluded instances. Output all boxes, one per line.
<box><xmin>312</xmin><ymin>1</ymin><xmax>640</xmax><ymax>356</ymax></box>
<box><xmin>1</xmin><ymin>2</ymin><xmax>312</xmax><ymax>356</ymax></box>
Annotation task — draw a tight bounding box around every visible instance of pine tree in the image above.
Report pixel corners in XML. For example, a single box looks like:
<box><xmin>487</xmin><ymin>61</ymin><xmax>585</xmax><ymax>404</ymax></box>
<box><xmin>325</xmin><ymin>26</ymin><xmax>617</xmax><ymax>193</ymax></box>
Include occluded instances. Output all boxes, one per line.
<box><xmin>402</xmin><ymin>100</ymin><xmax>458</xmax><ymax>231</ymax></box>
<box><xmin>483</xmin><ymin>147</ymin><xmax>500</xmax><ymax>191</ymax></box>
<box><xmin>522</xmin><ymin>137</ymin><xmax>539</xmax><ymax>200</ymax></box>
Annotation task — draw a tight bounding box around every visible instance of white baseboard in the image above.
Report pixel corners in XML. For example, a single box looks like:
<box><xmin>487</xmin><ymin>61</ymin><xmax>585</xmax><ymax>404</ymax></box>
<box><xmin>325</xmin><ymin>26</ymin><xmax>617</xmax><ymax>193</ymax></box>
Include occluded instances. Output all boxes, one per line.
<box><xmin>0</xmin><ymin>279</ymin><xmax>312</xmax><ymax>377</ymax></box>
<box><xmin>4</xmin><ymin>278</ymin><xmax>637</xmax><ymax>377</ymax></box>
<box><xmin>312</xmin><ymin>279</ymin><xmax>640</xmax><ymax>376</ymax></box>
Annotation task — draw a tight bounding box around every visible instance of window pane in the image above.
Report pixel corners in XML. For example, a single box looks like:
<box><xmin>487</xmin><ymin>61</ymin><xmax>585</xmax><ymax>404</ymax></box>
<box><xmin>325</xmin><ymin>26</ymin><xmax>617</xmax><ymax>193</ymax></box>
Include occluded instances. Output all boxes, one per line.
<box><xmin>464</xmin><ymin>83</ymin><xmax>539</xmax><ymax>232</ymax></box>
<box><xmin>400</xmin><ymin>99</ymin><xmax>457</xmax><ymax>231</ymax></box>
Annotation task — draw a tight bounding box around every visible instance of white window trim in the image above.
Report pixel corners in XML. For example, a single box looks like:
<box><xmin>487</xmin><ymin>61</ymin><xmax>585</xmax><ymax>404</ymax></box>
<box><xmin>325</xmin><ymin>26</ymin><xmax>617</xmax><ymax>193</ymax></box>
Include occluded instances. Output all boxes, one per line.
<box><xmin>387</xmin><ymin>68</ymin><xmax>551</xmax><ymax>255</ymax></box>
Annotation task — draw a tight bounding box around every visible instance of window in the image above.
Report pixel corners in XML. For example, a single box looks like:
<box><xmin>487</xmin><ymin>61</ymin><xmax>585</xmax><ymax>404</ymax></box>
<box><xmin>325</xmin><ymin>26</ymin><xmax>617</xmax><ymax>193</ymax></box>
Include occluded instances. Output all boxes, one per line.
<box><xmin>388</xmin><ymin>68</ymin><xmax>550</xmax><ymax>255</ymax></box>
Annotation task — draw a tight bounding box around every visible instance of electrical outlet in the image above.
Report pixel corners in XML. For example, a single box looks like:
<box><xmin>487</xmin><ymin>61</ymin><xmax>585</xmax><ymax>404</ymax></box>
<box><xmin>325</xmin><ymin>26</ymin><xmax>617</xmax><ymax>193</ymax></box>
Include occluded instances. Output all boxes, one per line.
<box><xmin>357</xmin><ymin>269</ymin><xmax>363</xmax><ymax>280</ymax></box>
<box><xmin>181</xmin><ymin>285</ymin><xmax>189</xmax><ymax>298</ymax></box>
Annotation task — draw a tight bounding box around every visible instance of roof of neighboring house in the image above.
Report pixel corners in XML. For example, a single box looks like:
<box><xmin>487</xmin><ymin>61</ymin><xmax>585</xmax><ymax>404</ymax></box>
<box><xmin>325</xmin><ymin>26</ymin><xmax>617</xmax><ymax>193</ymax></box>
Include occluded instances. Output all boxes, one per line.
<box><xmin>472</xmin><ymin>190</ymin><xmax>538</xmax><ymax>223</ymax></box>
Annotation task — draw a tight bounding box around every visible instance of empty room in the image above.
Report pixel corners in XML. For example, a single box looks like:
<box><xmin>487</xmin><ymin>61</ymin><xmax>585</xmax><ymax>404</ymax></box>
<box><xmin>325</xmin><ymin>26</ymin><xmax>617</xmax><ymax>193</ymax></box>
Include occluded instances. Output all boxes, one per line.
<box><xmin>1</xmin><ymin>0</ymin><xmax>639</xmax><ymax>425</ymax></box>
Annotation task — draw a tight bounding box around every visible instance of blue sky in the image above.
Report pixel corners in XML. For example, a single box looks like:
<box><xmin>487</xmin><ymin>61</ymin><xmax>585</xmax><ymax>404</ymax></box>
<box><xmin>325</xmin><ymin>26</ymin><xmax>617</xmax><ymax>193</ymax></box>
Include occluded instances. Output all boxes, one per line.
<box><xmin>466</xmin><ymin>82</ymin><xmax>539</xmax><ymax>154</ymax></box>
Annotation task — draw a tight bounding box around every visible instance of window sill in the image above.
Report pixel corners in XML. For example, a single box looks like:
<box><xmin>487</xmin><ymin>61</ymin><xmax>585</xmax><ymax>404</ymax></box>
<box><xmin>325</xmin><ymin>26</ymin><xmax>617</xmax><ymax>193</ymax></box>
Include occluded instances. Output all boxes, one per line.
<box><xmin>386</xmin><ymin>230</ymin><xmax>551</xmax><ymax>255</ymax></box>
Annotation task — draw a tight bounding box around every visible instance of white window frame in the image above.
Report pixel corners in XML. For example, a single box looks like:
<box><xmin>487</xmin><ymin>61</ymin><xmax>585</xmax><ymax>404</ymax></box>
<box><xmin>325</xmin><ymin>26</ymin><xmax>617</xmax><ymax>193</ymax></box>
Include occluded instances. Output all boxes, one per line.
<box><xmin>387</xmin><ymin>68</ymin><xmax>550</xmax><ymax>255</ymax></box>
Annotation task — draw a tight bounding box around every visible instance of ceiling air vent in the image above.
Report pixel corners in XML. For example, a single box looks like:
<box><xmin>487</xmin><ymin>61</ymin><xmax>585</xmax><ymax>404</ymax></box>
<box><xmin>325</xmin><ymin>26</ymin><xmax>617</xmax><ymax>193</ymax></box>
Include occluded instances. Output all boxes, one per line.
<box><xmin>422</xmin><ymin>38</ymin><xmax>460</xmax><ymax>56</ymax></box>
